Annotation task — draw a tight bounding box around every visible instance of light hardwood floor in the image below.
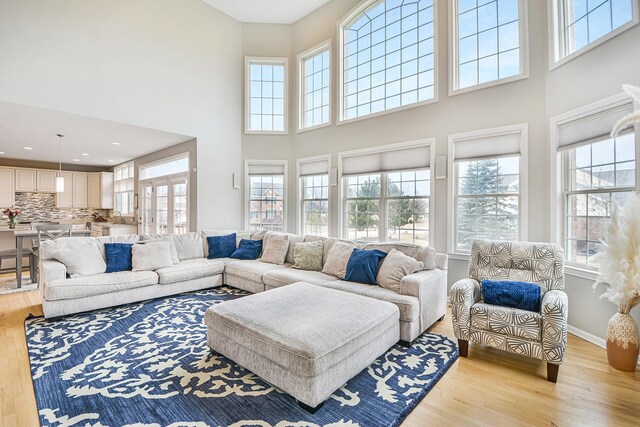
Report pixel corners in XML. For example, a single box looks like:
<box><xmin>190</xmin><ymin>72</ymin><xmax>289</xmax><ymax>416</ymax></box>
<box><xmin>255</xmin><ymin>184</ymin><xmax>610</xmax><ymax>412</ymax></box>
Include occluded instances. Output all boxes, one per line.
<box><xmin>1</xmin><ymin>289</ymin><xmax>639</xmax><ymax>427</ymax></box>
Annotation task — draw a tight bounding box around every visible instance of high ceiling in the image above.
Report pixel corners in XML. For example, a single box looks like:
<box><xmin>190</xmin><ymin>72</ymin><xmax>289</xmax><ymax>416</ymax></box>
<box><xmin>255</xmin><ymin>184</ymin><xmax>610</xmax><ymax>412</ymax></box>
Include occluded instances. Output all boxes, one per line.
<box><xmin>201</xmin><ymin>0</ymin><xmax>330</xmax><ymax>24</ymax></box>
<box><xmin>0</xmin><ymin>102</ymin><xmax>193</xmax><ymax>167</ymax></box>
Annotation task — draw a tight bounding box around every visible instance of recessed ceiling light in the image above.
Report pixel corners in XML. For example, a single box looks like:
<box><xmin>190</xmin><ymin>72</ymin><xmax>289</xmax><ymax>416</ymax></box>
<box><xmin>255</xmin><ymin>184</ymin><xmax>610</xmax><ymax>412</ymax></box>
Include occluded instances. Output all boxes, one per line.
<box><xmin>23</xmin><ymin>146</ymin><xmax>33</xmax><ymax>150</ymax></box>
<box><xmin>111</xmin><ymin>142</ymin><xmax>122</xmax><ymax>146</ymax></box>
<box><xmin>107</xmin><ymin>160</ymin><xmax>115</xmax><ymax>163</ymax></box>
<box><xmin>72</xmin><ymin>158</ymin><xmax>80</xmax><ymax>162</ymax></box>
<box><xmin>0</xmin><ymin>151</ymin><xmax>5</xmax><ymax>155</ymax></box>
<box><xmin>81</xmin><ymin>153</ymin><xmax>90</xmax><ymax>156</ymax></box>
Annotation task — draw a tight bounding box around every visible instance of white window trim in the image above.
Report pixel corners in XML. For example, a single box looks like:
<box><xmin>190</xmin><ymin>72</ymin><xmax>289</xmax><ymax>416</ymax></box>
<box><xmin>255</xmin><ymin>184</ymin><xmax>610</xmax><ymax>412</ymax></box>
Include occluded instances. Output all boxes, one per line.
<box><xmin>448</xmin><ymin>0</ymin><xmax>530</xmax><ymax>96</ymax></box>
<box><xmin>548</xmin><ymin>0</ymin><xmax>640</xmax><ymax>71</ymax></box>
<box><xmin>337</xmin><ymin>0</ymin><xmax>439</xmax><ymax>126</ymax></box>
<box><xmin>113</xmin><ymin>161</ymin><xmax>135</xmax><ymax>218</ymax></box>
<box><xmin>139</xmin><ymin>172</ymin><xmax>190</xmax><ymax>234</ymax></box>
<box><xmin>337</xmin><ymin>138</ymin><xmax>436</xmax><ymax>247</ymax></box>
<box><xmin>297</xmin><ymin>40</ymin><xmax>333</xmax><ymax>133</ymax></box>
<box><xmin>245</xmin><ymin>57</ymin><xmax>289</xmax><ymax>135</ymax></box>
<box><xmin>244</xmin><ymin>159</ymin><xmax>288</xmax><ymax>231</ymax></box>
<box><xmin>447</xmin><ymin>123</ymin><xmax>529</xmax><ymax>256</ymax></box>
<box><xmin>296</xmin><ymin>154</ymin><xmax>332</xmax><ymax>235</ymax></box>
<box><xmin>549</xmin><ymin>92</ymin><xmax>639</xmax><ymax>278</ymax></box>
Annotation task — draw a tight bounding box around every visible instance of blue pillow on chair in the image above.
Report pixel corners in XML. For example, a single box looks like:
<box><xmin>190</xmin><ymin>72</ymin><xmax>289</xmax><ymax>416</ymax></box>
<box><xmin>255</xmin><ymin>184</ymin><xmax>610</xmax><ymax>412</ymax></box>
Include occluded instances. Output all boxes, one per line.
<box><xmin>207</xmin><ymin>233</ymin><xmax>237</xmax><ymax>259</ymax></box>
<box><xmin>230</xmin><ymin>239</ymin><xmax>263</xmax><ymax>260</ymax></box>
<box><xmin>104</xmin><ymin>243</ymin><xmax>133</xmax><ymax>273</ymax></box>
<box><xmin>481</xmin><ymin>279</ymin><xmax>542</xmax><ymax>312</ymax></box>
<box><xmin>344</xmin><ymin>249</ymin><xmax>388</xmax><ymax>285</ymax></box>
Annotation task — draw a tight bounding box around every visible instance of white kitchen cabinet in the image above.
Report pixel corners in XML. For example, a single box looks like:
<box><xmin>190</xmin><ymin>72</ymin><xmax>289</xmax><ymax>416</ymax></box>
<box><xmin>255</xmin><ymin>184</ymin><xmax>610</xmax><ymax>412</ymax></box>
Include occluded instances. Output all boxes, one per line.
<box><xmin>15</xmin><ymin>169</ymin><xmax>37</xmax><ymax>192</ymax></box>
<box><xmin>37</xmin><ymin>170</ymin><xmax>57</xmax><ymax>192</ymax></box>
<box><xmin>56</xmin><ymin>172</ymin><xmax>73</xmax><ymax>208</ymax></box>
<box><xmin>87</xmin><ymin>172</ymin><xmax>114</xmax><ymax>209</ymax></box>
<box><xmin>0</xmin><ymin>168</ymin><xmax>15</xmax><ymax>208</ymax></box>
<box><xmin>72</xmin><ymin>173</ymin><xmax>88</xmax><ymax>208</ymax></box>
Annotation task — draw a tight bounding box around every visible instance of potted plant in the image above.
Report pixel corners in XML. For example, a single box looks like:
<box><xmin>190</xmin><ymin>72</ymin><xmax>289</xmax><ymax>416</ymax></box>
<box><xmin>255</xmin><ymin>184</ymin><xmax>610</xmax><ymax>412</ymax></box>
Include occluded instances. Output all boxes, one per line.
<box><xmin>2</xmin><ymin>207</ymin><xmax>21</xmax><ymax>229</ymax></box>
<box><xmin>593</xmin><ymin>196</ymin><xmax>640</xmax><ymax>371</ymax></box>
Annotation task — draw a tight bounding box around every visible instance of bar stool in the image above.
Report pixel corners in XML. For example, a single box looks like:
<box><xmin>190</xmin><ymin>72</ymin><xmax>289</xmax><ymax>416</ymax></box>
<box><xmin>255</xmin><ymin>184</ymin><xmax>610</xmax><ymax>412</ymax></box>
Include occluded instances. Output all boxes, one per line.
<box><xmin>0</xmin><ymin>248</ymin><xmax>37</xmax><ymax>283</ymax></box>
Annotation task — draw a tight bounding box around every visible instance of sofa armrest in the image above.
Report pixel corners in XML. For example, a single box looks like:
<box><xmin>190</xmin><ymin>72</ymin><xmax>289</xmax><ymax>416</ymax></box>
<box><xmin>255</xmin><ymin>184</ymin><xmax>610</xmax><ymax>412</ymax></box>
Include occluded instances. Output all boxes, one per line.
<box><xmin>39</xmin><ymin>260</ymin><xmax>66</xmax><ymax>300</ymax></box>
<box><xmin>541</xmin><ymin>290</ymin><xmax>569</xmax><ymax>364</ymax></box>
<box><xmin>450</xmin><ymin>278</ymin><xmax>481</xmax><ymax>340</ymax></box>
<box><xmin>400</xmin><ymin>268</ymin><xmax>448</xmax><ymax>332</ymax></box>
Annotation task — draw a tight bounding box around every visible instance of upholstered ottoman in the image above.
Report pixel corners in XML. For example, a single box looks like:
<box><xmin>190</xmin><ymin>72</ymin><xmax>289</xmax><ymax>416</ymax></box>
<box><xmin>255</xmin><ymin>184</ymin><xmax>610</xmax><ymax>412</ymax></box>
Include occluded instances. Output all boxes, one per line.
<box><xmin>204</xmin><ymin>281</ymin><xmax>400</xmax><ymax>412</ymax></box>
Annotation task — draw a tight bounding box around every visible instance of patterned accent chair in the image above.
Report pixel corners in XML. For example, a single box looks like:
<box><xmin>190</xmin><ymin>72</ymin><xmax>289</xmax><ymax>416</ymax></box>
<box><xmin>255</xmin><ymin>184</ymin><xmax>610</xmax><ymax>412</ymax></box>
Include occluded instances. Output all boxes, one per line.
<box><xmin>450</xmin><ymin>240</ymin><xmax>568</xmax><ymax>382</ymax></box>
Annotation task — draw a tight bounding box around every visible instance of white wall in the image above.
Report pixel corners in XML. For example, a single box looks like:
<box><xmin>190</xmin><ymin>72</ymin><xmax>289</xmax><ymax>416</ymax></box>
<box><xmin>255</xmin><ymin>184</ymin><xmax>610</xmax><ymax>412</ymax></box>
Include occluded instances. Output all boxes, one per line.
<box><xmin>240</xmin><ymin>0</ymin><xmax>640</xmax><ymax>341</ymax></box>
<box><xmin>0</xmin><ymin>0</ymin><xmax>244</xmax><ymax>229</ymax></box>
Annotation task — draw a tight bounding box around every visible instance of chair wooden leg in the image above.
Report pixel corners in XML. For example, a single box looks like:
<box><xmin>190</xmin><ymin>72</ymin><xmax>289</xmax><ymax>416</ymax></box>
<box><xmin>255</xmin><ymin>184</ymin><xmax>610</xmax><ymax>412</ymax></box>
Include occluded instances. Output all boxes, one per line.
<box><xmin>547</xmin><ymin>363</ymin><xmax>559</xmax><ymax>383</ymax></box>
<box><xmin>458</xmin><ymin>339</ymin><xmax>468</xmax><ymax>357</ymax></box>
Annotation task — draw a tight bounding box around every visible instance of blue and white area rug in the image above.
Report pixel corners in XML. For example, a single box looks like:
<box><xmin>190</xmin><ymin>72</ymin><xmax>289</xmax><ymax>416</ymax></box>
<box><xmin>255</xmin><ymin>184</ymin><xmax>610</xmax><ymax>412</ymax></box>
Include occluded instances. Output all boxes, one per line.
<box><xmin>25</xmin><ymin>287</ymin><xmax>458</xmax><ymax>427</ymax></box>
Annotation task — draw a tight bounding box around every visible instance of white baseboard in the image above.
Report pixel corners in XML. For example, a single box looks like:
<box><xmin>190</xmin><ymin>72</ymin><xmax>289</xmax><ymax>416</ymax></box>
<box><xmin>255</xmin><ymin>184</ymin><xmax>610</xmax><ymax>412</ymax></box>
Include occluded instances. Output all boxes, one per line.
<box><xmin>568</xmin><ymin>324</ymin><xmax>640</xmax><ymax>366</ymax></box>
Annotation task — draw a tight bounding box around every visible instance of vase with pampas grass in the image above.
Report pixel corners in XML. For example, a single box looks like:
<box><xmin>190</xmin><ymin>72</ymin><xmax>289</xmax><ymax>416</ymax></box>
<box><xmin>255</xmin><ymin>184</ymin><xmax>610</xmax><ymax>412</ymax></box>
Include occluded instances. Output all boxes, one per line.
<box><xmin>592</xmin><ymin>196</ymin><xmax>640</xmax><ymax>372</ymax></box>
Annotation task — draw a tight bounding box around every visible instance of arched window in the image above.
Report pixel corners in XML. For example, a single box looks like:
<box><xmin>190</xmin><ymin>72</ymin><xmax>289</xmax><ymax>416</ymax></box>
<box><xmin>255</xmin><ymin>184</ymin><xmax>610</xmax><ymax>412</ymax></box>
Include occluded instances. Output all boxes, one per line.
<box><xmin>339</xmin><ymin>0</ymin><xmax>436</xmax><ymax>122</ymax></box>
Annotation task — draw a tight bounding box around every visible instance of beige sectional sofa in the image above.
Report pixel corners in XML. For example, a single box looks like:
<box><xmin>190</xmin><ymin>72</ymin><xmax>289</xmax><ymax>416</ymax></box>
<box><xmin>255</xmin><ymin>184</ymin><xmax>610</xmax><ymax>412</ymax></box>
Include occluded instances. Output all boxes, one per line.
<box><xmin>39</xmin><ymin>230</ymin><xmax>448</xmax><ymax>343</ymax></box>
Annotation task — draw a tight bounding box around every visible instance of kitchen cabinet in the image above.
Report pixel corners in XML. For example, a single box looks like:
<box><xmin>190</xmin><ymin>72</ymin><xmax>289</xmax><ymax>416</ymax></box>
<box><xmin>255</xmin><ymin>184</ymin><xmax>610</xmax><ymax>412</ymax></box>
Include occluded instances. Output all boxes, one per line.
<box><xmin>0</xmin><ymin>168</ymin><xmax>15</xmax><ymax>208</ymax></box>
<box><xmin>37</xmin><ymin>170</ymin><xmax>57</xmax><ymax>192</ymax></box>
<box><xmin>15</xmin><ymin>169</ymin><xmax>37</xmax><ymax>192</ymax></box>
<box><xmin>56</xmin><ymin>172</ymin><xmax>73</xmax><ymax>208</ymax></box>
<box><xmin>72</xmin><ymin>173</ymin><xmax>88</xmax><ymax>208</ymax></box>
<box><xmin>88</xmin><ymin>172</ymin><xmax>114</xmax><ymax>209</ymax></box>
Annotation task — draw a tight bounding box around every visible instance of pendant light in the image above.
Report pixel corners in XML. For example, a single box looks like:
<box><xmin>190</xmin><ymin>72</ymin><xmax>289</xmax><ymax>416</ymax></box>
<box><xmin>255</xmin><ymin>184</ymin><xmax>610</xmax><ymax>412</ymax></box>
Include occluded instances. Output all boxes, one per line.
<box><xmin>56</xmin><ymin>134</ymin><xmax>64</xmax><ymax>192</ymax></box>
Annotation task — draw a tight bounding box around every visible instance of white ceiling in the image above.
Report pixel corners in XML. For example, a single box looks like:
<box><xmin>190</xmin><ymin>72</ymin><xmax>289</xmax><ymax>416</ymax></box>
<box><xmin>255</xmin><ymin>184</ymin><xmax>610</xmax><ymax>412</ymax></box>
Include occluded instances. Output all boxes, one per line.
<box><xmin>201</xmin><ymin>0</ymin><xmax>330</xmax><ymax>24</ymax></box>
<box><xmin>0</xmin><ymin>101</ymin><xmax>193</xmax><ymax>167</ymax></box>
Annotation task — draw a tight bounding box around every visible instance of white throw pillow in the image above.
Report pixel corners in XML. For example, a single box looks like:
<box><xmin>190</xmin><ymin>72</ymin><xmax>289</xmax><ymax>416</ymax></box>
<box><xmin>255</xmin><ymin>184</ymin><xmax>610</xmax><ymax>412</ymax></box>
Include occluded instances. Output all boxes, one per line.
<box><xmin>142</xmin><ymin>237</ymin><xmax>179</xmax><ymax>264</ymax></box>
<box><xmin>377</xmin><ymin>249</ymin><xmax>424</xmax><ymax>292</ymax></box>
<box><xmin>51</xmin><ymin>241</ymin><xmax>106</xmax><ymax>278</ymax></box>
<box><xmin>132</xmin><ymin>241</ymin><xmax>175</xmax><ymax>271</ymax></box>
<box><xmin>261</xmin><ymin>233</ymin><xmax>289</xmax><ymax>265</ymax></box>
<box><xmin>321</xmin><ymin>241</ymin><xmax>355</xmax><ymax>279</ymax></box>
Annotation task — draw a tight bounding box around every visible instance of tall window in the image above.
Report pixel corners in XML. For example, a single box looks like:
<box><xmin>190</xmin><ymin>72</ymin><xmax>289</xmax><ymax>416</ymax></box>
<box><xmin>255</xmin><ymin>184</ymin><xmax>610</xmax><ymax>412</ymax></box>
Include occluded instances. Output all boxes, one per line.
<box><xmin>246</xmin><ymin>58</ymin><xmax>288</xmax><ymax>134</ymax></box>
<box><xmin>114</xmin><ymin>162</ymin><xmax>134</xmax><ymax>216</ymax></box>
<box><xmin>449</xmin><ymin>124</ymin><xmax>526</xmax><ymax>252</ymax></box>
<box><xmin>249</xmin><ymin>175</ymin><xmax>285</xmax><ymax>232</ymax></box>
<box><xmin>344</xmin><ymin>170</ymin><xmax>431</xmax><ymax>244</ymax></box>
<box><xmin>301</xmin><ymin>175</ymin><xmax>330</xmax><ymax>237</ymax></box>
<box><xmin>551</xmin><ymin>0</ymin><xmax>636</xmax><ymax>64</ymax></box>
<box><xmin>340</xmin><ymin>0</ymin><xmax>436</xmax><ymax>122</ymax></box>
<box><xmin>299</xmin><ymin>42</ymin><xmax>331</xmax><ymax>131</ymax></box>
<box><xmin>564</xmin><ymin>134</ymin><xmax>635</xmax><ymax>265</ymax></box>
<box><xmin>452</xmin><ymin>0</ymin><xmax>526</xmax><ymax>91</ymax></box>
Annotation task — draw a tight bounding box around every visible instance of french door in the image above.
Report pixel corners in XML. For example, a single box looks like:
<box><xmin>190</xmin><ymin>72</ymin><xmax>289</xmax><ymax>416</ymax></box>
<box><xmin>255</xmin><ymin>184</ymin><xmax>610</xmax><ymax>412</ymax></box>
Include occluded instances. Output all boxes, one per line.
<box><xmin>140</xmin><ymin>173</ymin><xmax>189</xmax><ymax>234</ymax></box>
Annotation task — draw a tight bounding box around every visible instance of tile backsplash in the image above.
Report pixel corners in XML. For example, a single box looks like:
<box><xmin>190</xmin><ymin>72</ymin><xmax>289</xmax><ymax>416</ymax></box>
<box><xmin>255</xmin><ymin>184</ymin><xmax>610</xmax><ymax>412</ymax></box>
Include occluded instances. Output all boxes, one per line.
<box><xmin>9</xmin><ymin>192</ymin><xmax>111</xmax><ymax>222</ymax></box>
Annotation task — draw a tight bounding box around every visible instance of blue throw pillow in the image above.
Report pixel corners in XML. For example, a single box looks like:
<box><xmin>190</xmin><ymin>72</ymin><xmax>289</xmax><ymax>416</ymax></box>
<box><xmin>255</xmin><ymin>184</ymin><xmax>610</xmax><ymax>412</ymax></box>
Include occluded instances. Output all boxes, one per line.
<box><xmin>230</xmin><ymin>239</ymin><xmax>263</xmax><ymax>260</ymax></box>
<box><xmin>104</xmin><ymin>243</ymin><xmax>133</xmax><ymax>273</ymax></box>
<box><xmin>481</xmin><ymin>279</ymin><xmax>542</xmax><ymax>312</ymax></box>
<box><xmin>344</xmin><ymin>249</ymin><xmax>388</xmax><ymax>285</ymax></box>
<box><xmin>207</xmin><ymin>233</ymin><xmax>237</xmax><ymax>259</ymax></box>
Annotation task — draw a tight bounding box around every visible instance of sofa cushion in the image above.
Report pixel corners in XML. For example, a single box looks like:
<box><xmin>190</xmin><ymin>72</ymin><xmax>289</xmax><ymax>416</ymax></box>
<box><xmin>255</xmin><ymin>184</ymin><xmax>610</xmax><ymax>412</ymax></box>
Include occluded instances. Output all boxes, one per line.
<box><xmin>171</xmin><ymin>232</ymin><xmax>205</xmax><ymax>260</ymax></box>
<box><xmin>201</xmin><ymin>229</ymin><xmax>238</xmax><ymax>255</ymax></box>
<box><xmin>470</xmin><ymin>303</ymin><xmax>542</xmax><ymax>341</ymax></box>
<box><xmin>377</xmin><ymin>249</ymin><xmax>424</xmax><ymax>292</ymax></box>
<box><xmin>104</xmin><ymin>243</ymin><xmax>133</xmax><ymax>273</ymax></box>
<box><xmin>231</xmin><ymin>239</ymin><xmax>263</xmax><ymax>260</ymax></box>
<box><xmin>156</xmin><ymin>259</ymin><xmax>225</xmax><ymax>285</ymax></box>
<box><xmin>132</xmin><ymin>242</ymin><xmax>175</xmax><ymax>271</ymax></box>
<box><xmin>49</xmin><ymin>239</ymin><xmax>106</xmax><ymax>278</ymax></box>
<box><xmin>207</xmin><ymin>233</ymin><xmax>237</xmax><ymax>259</ymax></box>
<box><xmin>362</xmin><ymin>242</ymin><xmax>436</xmax><ymax>270</ymax></box>
<box><xmin>225</xmin><ymin>259</ymin><xmax>291</xmax><ymax>284</ymax></box>
<box><xmin>291</xmin><ymin>240</ymin><xmax>324</xmax><ymax>271</ymax></box>
<box><xmin>263</xmin><ymin>232</ymin><xmax>304</xmax><ymax>264</ymax></box>
<box><xmin>45</xmin><ymin>271</ymin><xmax>159</xmax><ymax>301</ymax></box>
<box><xmin>344</xmin><ymin>249</ymin><xmax>387</xmax><ymax>285</ymax></box>
<box><xmin>321</xmin><ymin>240</ymin><xmax>355</xmax><ymax>279</ymax></box>
<box><xmin>139</xmin><ymin>235</ymin><xmax>180</xmax><ymax>264</ymax></box>
<box><xmin>263</xmin><ymin>269</ymin><xmax>337</xmax><ymax>289</ymax></box>
<box><xmin>305</xmin><ymin>236</ymin><xmax>358</xmax><ymax>265</ymax></box>
<box><xmin>261</xmin><ymin>233</ymin><xmax>289</xmax><ymax>265</ymax></box>
<box><xmin>317</xmin><ymin>280</ymin><xmax>420</xmax><ymax>322</ymax></box>
<box><xmin>95</xmin><ymin>235</ymin><xmax>140</xmax><ymax>259</ymax></box>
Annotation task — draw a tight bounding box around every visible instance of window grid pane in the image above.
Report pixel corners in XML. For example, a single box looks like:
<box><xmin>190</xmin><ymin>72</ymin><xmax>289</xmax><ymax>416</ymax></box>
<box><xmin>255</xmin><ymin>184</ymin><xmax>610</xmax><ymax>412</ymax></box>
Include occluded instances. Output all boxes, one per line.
<box><xmin>457</xmin><ymin>0</ymin><xmax>521</xmax><ymax>90</ymax></box>
<box><xmin>563</xmin><ymin>0</ymin><xmax>633</xmax><ymax>56</ymax></box>
<box><xmin>455</xmin><ymin>157</ymin><xmax>520</xmax><ymax>252</ymax></box>
<box><xmin>343</xmin><ymin>0</ymin><xmax>435</xmax><ymax>121</ymax></box>
<box><xmin>302</xmin><ymin>174</ymin><xmax>330</xmax><ymax>237</ymax></box>
<box><xmin>302</xmin><ymin>49</ymin><xmax>331</xmax><ymax>129</ymax></box>
<box><xmin>248</xmin><ymin>62</ymin><xmax>286</xmax><ymax>132</ymax></box>
<box><xmin>565</xmin><ymin>133</ymin><xmax>636</xmax><ymax>266</ymax></box>
<box><xmin>249</xmin><ymin>175</ymin><xmax>285</xmax><ymax>232</ymax></box>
